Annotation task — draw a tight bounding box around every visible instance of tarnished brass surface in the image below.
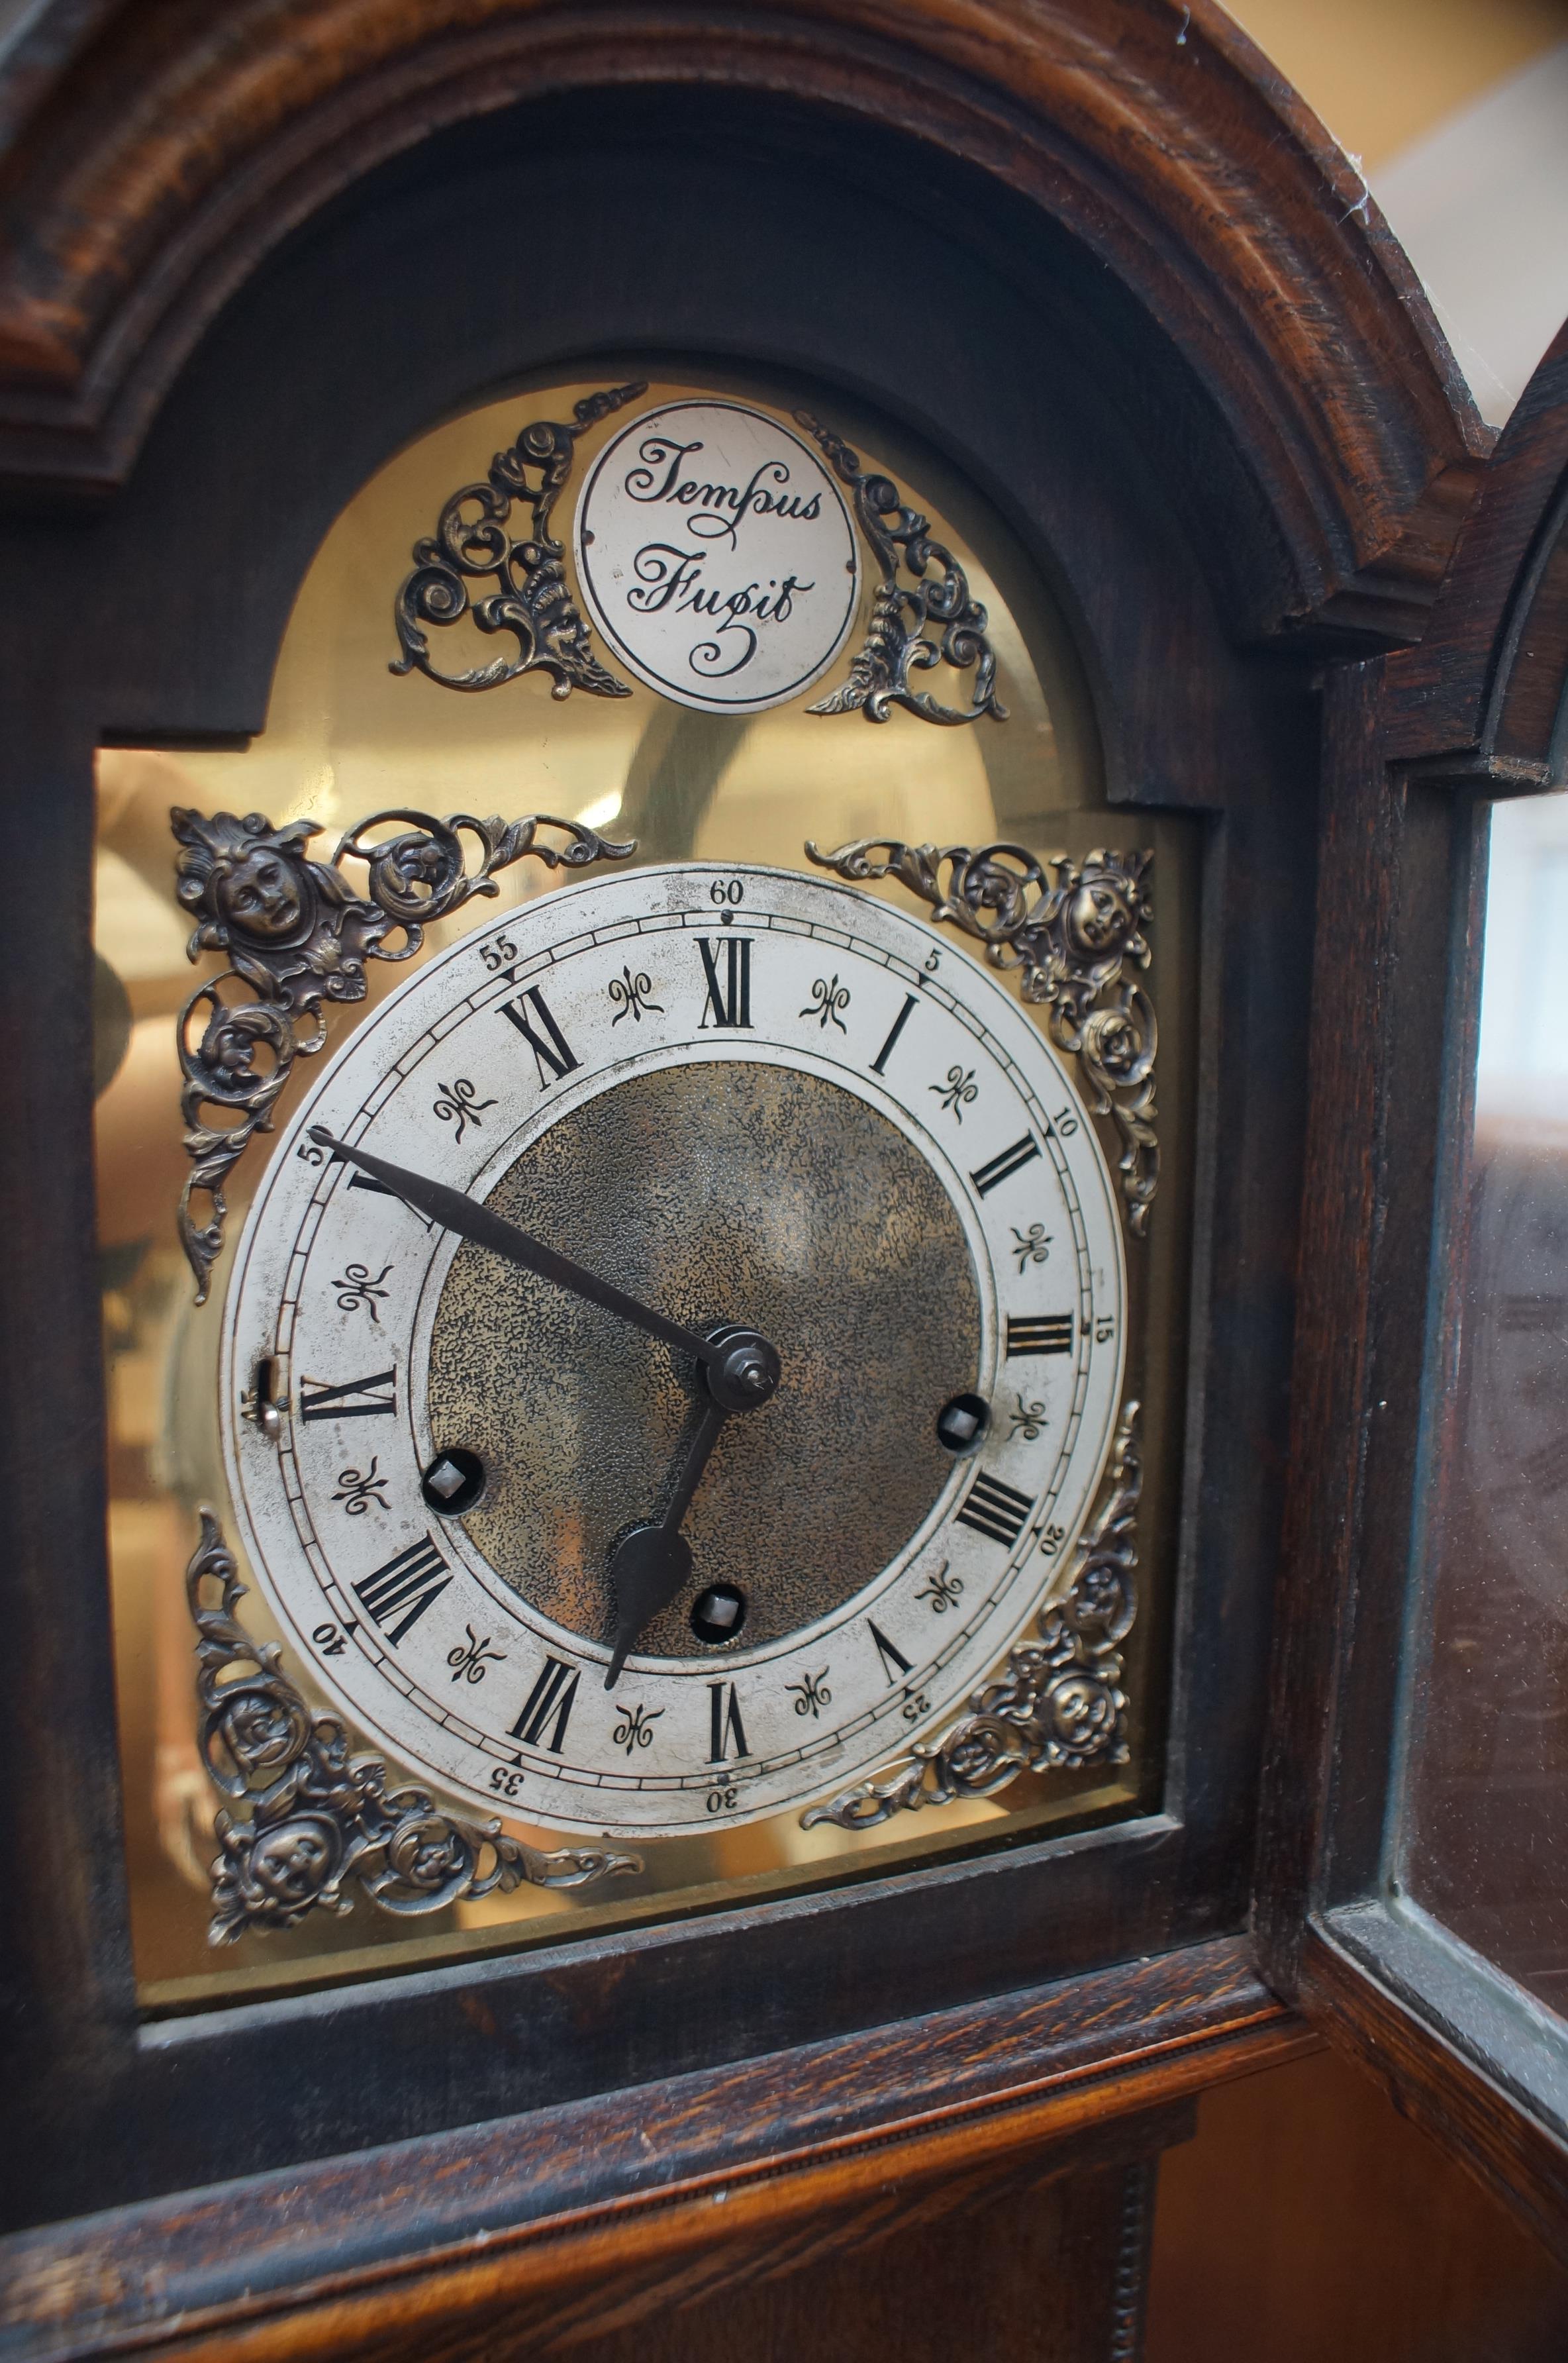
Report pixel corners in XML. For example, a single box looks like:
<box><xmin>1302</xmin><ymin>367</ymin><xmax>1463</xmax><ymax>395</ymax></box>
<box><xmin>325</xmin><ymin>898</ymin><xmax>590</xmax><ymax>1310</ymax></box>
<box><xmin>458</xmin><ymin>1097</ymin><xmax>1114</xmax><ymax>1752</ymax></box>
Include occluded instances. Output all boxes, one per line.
<box><xmin>427</xmin><ymin>1062</ymin><xmax>981</xmax><ymax>1657</ymax></box>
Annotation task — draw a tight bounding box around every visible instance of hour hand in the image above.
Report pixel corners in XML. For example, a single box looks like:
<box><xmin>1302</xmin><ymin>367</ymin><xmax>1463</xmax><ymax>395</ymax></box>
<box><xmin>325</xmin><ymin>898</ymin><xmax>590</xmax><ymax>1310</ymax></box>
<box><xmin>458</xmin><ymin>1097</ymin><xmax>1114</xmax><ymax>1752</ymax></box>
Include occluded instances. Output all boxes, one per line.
<box><xmin>605</xmin><ymin>1397</ymin><xmax>727</xmax><ymax>1689</ymax></box>
<box><xmin>604</xmin><ymin>1321</ymin><xmax>775</xmax><ymax>1687</ymax></box>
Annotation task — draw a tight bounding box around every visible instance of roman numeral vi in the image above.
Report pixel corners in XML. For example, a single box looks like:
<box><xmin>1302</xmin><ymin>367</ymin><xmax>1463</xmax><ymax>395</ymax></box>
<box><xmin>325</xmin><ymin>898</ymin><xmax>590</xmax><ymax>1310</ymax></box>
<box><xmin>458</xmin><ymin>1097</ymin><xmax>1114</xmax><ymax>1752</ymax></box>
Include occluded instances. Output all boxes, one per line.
<box><xmin>709</xmin><ymin>1681</ymin><xmax>750</xmax><ymax>1762</ymax></box>
<box><xmin>354</xmin><ymin>1533</ymin><xmax>451</xmax><ymax>1644</ymax></box>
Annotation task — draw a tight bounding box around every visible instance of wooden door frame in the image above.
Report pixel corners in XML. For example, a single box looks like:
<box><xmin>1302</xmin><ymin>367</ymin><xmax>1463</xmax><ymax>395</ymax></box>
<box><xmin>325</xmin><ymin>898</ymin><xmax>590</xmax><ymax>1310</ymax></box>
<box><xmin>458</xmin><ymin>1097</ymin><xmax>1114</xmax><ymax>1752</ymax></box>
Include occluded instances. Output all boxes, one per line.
<box><xmin>1255</xmin><ymin>322</ymin><xmax>1568</xmax><ymax>2262</ymax></box>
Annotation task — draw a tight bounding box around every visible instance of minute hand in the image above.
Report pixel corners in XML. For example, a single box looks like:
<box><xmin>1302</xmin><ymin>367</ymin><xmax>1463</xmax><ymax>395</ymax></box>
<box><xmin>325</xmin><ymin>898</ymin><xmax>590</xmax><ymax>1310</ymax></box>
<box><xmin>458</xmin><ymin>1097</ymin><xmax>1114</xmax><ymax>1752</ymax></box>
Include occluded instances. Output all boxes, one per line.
<box><xmin>309</xmin><ymin>1128</ymin><xmax>721</xmax><ymax>1370</ymax></box>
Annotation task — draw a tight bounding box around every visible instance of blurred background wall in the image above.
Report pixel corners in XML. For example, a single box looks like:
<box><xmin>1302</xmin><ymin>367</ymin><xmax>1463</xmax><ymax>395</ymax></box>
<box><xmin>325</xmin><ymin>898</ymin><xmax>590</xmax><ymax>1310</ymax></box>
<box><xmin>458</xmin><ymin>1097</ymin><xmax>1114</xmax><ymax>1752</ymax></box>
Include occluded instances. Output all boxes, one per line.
<box><xmin>1147</xmin><ymin>8</ymin><xmax>1568</xmax><ymax>2360</ymax></box>
<box><xmin>1233</xmin><ymin>0</ymin><xmax>1568</xmax><ymax>427</ymax></box>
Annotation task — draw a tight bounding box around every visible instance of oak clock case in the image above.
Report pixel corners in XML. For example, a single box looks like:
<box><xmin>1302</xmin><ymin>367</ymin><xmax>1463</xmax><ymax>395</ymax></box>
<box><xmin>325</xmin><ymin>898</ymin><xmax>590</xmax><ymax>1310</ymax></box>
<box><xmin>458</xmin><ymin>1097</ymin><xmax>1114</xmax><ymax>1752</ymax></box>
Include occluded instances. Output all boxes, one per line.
<box><xmin>93</xmin><ymin>372</ymin><xmax>1189</xmax><ymax>2005</ymax></box>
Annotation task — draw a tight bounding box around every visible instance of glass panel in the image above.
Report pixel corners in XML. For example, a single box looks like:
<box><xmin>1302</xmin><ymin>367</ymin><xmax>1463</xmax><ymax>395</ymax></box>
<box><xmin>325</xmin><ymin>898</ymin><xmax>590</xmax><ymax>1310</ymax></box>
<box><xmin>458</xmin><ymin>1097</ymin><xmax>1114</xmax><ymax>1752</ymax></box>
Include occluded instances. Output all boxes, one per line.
<box><xmin>94</xmin><ymin>366</ymin><xmax>1195</xmax><ymax>2006</ymax></box>
<box><xmin>1398</xmin><ymin>785</ymin><xmax>1568</xmax><ymax>2015</ymax></box>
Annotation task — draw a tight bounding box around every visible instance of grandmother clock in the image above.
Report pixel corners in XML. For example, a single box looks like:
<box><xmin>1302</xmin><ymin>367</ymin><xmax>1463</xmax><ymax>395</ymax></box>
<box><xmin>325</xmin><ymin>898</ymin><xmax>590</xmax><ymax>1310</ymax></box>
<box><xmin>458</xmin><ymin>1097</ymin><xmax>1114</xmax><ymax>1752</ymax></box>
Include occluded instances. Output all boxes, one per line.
<box><xmin>0</xmin><ymin>5</ymin><xmax>1565</xmax><ymax>2357</ymax></box>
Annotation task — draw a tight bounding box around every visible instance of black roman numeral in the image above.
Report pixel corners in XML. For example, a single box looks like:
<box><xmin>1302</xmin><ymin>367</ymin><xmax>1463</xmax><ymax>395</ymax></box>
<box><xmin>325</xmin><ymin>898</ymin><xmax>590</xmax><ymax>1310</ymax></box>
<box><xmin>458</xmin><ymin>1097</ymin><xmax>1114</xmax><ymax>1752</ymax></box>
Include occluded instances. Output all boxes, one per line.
<box><xmin>969</xmin><ymin>1134</ymin><xmax>1042</xmax><ymax>1197</ymax></box>
<box><xmin>870</xmin><ymin>992</ymin><xmax>918</xmax><ymax>1075</ymax></box>
<box><xmin>354</xmin><ymin>1533</ymin><xmax>451</xmax><ymax>1644</ymax></box>
<box><xmin>697</xmin><ymin>935</ymin><xmax>752</xmax><ymax>1029</ymax></box>
<box><xmin>867</xmin><ymin>1620</ymin><xmax>913</xmax><ymax>1684</ymax></box>
<box><xmin>1006</xmin><ymin>1314</ymin><xmax>1074</xmax><ymax>1356</ymax></box>
<box><xmin>299</xmin><ymin>1368</ymin><xmax>397</xmax><ymax>1421</ymax></box>
<box><xmin>956</xmin><ymin>1471</ymin><xmax>1034</xmax><ymax>1547</ymax></box>
<box><xmin>499</xmin><ymin>984</ymin><xmax>580</xmax><ymax>1087</ymax></box>
<box><xmin>511</xmin><ymin>1655</ymin><xmax>581</xmax><ymax>1752</ymax></box>
<box><xmin>346</xmin><ymin>1170</ymin><xmax>434</xmax><ymax>1231</ymax></box>
<box><xmin>708</xmin><ymin>1680</ymin><xmax>750</xmax><ymax>1762</ymax></box>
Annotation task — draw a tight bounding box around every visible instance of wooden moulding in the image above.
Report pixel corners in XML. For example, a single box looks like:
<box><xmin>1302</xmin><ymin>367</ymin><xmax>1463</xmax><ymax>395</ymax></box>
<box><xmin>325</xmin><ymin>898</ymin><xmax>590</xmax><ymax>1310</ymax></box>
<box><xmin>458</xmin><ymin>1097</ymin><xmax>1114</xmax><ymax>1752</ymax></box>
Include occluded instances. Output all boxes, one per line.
<box><xmin>1386</xmin><ymin>319</ymin><xmax>1568</xmax><ymax>779</ymax></box>
<box><xmin>0</xmin><ymin>0</ymin><xmax>1485</xmax><ymax>640</ymax></box>
<box><xmin>0</xmin><ymin>1937</ymin><xmax>1311</xmax><ymax>2362</ymax></box>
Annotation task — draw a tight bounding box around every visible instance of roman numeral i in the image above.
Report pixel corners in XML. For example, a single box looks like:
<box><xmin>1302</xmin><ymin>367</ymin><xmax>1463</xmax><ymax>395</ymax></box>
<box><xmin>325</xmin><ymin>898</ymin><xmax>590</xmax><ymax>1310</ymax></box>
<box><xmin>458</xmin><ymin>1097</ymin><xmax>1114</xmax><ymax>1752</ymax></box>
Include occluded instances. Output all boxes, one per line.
<box><xmin>956</xmin><ymin>1471</ymin><xmax>1034</xmax><ymax>1547</ymax></box>
<box><xmin>969</xmin><ymin>1134</ymin><xmax>1042</xmax><ymax>1198</ymax></box>
<box><xmin>697</xmin><ymin>935</ymin><xmax>752</xmax><ymax>1029</ymax></box>
<box><xmin>511</xmin><ymin>1655</ymin><xmax>580</xmax><ymax>1752</ymax></box>
<box><xmin>499</xmin><ymin>984</ymin><xmax>580</xmax><ymax>1088</ymax></box>
<box><xmin>870</xmin><ymin>993</ymin><xmax>918</xmax><ymax>1075</ymax></box>
<box><xmin>354</xmin><ymin>1532</ymin><xmax>451</xmax><ymax>1644</ymax></box>
<box><xmin>1006</xmin><ymin>1314</ymin><xmax>1074</xmax><ymax>1356</ymax></box>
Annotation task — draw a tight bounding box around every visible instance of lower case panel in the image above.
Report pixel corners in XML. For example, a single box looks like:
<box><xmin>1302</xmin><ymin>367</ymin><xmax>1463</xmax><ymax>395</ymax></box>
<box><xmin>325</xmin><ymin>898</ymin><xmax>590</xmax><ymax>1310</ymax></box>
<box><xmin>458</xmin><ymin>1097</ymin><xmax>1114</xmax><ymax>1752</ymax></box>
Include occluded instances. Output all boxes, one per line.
<box><xmin>0</xmin><ymin>1938</ymin><xmax>1308</xmax><ymax>2362</ymax></box>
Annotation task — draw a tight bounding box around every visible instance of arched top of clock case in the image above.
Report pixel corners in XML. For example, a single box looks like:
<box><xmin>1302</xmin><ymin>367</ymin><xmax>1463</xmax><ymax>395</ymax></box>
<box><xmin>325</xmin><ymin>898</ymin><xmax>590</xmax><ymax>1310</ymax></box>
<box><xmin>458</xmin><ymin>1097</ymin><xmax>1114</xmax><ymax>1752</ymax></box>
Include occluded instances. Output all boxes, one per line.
<box><xmin>0</xmin><ymin>0</ymin><xmax>1488</xmax><ymax>758</ymax></box>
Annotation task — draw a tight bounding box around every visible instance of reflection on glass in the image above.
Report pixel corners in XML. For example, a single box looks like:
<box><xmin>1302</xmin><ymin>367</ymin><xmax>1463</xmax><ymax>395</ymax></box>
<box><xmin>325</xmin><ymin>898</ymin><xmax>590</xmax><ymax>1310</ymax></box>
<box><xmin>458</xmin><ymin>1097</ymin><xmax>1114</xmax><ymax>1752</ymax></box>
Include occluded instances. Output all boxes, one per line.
<box><xmin>93</xmin><ymin>369</ymin><xmax>1183</xmax><ymax>2007</ymax></box>
<box><xmin>1400</xmin><ymin>785</ymin><xmax>1568</xmax><ymax>2014</ymax></box>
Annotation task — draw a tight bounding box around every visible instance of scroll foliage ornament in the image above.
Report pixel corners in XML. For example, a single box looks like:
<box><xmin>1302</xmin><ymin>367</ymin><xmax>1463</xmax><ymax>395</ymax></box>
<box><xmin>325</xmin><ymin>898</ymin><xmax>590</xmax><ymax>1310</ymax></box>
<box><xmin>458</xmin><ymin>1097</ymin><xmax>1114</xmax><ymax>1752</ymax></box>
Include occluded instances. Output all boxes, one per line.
<box><xmin>801</xmin><ymin>1401</ymin><xmax>1141</xmax><ymax>1834</ymax></box>
<box><xmin>793</xmin><ymin>411</ymin><xmax>1005</xmax><ymax>727</ymax></box>
<box><xmin>187</xmin><ymin>1510</ymin><xmax>639</xmax><ymax>1944</ymax></box>
<box><xmin>173</xmin><ymin>804</ymin><xmax>634</xmax><ymax>1300</ymax></box>
<box><xmin>805</xmin><ymin>838</ymin><xmax>1157</xmax><ymax>1235</ymax></box>
<box><xmin>391</xmin><ymin>381</ymin><xmax>647</xmax><ymax>697</ymax></box>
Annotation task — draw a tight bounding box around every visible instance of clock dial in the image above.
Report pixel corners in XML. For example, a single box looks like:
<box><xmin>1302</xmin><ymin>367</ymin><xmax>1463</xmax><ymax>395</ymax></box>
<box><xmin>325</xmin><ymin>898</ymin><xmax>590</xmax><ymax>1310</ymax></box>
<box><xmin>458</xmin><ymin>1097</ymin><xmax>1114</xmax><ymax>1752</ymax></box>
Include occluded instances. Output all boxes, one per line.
<box><xmin>221</xmin><ymin>862</ymin><xmax>1126</xmax><ymax>1835</ymax></box>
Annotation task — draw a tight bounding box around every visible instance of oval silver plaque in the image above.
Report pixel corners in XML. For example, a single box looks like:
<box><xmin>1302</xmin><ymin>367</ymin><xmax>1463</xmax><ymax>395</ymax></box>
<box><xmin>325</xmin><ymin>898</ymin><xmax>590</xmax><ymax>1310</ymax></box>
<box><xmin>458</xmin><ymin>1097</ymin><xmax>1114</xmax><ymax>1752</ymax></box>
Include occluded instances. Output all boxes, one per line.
<box><xmin>572</xmin><ymin>399</ymin><xmax>860</xmax><ymax>715</ymax></box>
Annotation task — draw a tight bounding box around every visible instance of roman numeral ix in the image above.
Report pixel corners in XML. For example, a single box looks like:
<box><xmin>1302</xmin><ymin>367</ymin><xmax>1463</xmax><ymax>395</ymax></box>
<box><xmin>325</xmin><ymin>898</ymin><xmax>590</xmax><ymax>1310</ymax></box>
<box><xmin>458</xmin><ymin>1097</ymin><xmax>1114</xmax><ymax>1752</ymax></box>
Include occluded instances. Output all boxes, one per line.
<box><xmin>298</xmin><ymin>1368</ymin><xmax>397</xmax><ymax>1421</ymax></box>
<box><xmin>499</xmin><ymin>984</ymin><xmax>580</xmax><ymax>1087</ymax></box>
<box><xmin>354</xmin><ymin>1532</ymin><xmax>451</xmax><ymax>1644</ymax></box>
<box><xmin>956</xmin><ymin>1471</ymin><xmax>1035</xmax><ymax>1547</ymax></box>
<box><xmin>969</xmin><ymin>1134</ymin><xmax>1042</xmax><ymax>1198</ymax></box>
<box><xmin>697</xmin><ymin>934</ymin><xmax>752</xmax><ymax>1029</ymax></box>
<box><xmin>1006</xmin><ymin>1314</ymin><xmax>1074</xmax><ymax>1356</ymax></box>
<box><xmin>511</xmin><ymin>1655</ymin><xmax>581</xmax><ymax>1752</ymax></box>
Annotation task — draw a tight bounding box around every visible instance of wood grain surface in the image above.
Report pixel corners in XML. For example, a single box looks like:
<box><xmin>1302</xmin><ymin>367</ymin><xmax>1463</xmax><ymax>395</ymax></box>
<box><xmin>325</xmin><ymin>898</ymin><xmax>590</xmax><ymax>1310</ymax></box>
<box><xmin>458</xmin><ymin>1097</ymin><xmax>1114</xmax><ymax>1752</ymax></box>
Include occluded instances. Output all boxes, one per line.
<box><xmin>0</xmin><ymin>0</ymin><xmax>1485</xmax><ymax>643</ymax></box>
<box><xmin>0</xmin><ymin>1937</ymin><xmax>1307</xmax><ymax>2361</ymax></box>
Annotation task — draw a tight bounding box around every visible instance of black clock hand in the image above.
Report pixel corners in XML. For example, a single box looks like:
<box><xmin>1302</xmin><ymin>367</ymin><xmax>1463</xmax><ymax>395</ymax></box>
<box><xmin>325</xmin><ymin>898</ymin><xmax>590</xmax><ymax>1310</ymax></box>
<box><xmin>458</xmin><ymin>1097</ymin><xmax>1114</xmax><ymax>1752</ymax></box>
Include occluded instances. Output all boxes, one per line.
<box><xmin>604</xmin><ymin>1396</ymin><xmax>729</xmax><ymax>1689</ymax></box>
<box><xmin>309</xmin><ymin>1127</ymin><xmax>780</xmax><ymax>1408</ymax></box>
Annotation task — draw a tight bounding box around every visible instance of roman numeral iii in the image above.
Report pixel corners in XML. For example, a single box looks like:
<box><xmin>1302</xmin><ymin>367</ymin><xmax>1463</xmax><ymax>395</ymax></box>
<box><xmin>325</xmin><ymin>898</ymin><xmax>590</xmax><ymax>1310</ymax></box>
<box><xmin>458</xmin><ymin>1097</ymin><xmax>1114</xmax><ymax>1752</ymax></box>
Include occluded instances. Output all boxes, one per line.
<box><xmin>1006</xmin><ymin>1314</ymin><xmax>1074</xmax><ymax>1356</ymax></box>
<box><xmin>298</xmin><ymin>1368</ymin><xmax>397</xmax><ymax>1421</ymax></box>
<box><xmin>696</xmin><ymin>934</ymin><xmax>752</xmax><ymax>1029</ymax></box>
<box><xmin>956</xmin><ymin>1471</ymin><xmax>1034</xmax><ymax>1547</ymax></box>
<box><xmin>969</xmin><ymin>1134</ymin><xmax>1042</xmax><ymax>1197</ymax></box>
<box><xmin>511</xmin><ymin>1655</ymin><xmax>580</xmax><ymax>1752</ymax></box>
<box><xmin>354</xmin><ymin>1533</ymin><xmax>451</xmax><ymax>1644</ymax></box>
<box><xmin>498</xmin><ymin>983</ymin><xmax>580</xmax><ymax>1086</ymax></box>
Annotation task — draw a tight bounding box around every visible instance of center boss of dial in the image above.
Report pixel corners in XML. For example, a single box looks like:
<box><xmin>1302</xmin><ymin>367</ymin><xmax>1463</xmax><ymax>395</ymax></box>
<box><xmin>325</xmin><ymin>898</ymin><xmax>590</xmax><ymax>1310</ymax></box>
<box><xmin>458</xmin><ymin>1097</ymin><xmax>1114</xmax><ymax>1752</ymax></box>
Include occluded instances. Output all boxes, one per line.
<box><xmin>424</xmin><ymin>1060</ymin><xmax>981</xmax><ymax>1663</ymax></box>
